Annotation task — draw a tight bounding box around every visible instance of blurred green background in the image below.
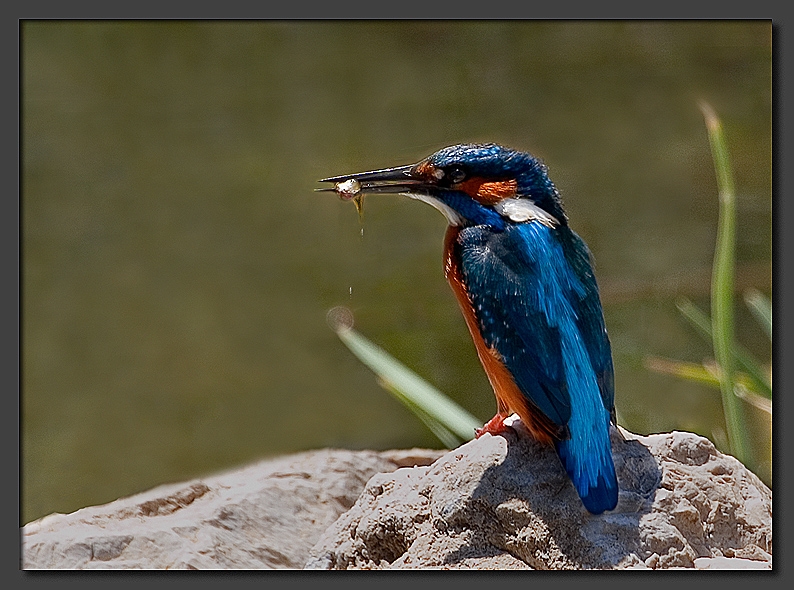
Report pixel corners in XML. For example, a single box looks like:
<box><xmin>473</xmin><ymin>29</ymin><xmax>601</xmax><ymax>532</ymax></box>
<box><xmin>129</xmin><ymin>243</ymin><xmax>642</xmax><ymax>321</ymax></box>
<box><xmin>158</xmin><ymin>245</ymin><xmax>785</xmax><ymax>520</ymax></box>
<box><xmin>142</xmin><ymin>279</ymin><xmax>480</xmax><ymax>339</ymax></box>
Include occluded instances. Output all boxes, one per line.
<box><xmin>21</xmin><ymin>21</ymin><xmax>771</xmax><ymax>525</ymax></box>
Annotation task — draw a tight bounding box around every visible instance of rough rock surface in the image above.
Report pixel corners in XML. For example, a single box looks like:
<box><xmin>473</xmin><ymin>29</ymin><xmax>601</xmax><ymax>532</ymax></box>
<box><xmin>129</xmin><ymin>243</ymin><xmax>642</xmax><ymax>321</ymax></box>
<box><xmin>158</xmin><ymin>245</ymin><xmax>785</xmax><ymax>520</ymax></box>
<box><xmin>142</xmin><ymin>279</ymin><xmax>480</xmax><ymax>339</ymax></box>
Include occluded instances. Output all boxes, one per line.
<box><xmin>306</xmin><ymin>426</ymin><xmax>772</xmax><ymax>570</ymax></box>
<box><xmin>22</xmin><ymin>448</ymin><xmax>444</xmax><ymax>569</ymax></box>
<box><xmin>22</xmin><ymin>426</ymin><xmax>772</xmax><ymax>570</ymax></box>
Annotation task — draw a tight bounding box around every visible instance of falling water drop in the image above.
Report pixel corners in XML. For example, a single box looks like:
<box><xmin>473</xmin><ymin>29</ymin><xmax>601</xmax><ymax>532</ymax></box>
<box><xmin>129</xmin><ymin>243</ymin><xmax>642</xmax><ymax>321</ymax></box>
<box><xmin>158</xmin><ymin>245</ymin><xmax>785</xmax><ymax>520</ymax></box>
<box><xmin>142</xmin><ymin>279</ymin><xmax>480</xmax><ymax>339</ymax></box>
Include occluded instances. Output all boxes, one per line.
<box><xmin>353</xmin><ymin>193</ymin><xmax>364</xmax><ymax>218</ymax></box>
<box><xmin>353</xmin><ymin>194</ymin><xmax>365</xmax><ymax>239</ymax></box>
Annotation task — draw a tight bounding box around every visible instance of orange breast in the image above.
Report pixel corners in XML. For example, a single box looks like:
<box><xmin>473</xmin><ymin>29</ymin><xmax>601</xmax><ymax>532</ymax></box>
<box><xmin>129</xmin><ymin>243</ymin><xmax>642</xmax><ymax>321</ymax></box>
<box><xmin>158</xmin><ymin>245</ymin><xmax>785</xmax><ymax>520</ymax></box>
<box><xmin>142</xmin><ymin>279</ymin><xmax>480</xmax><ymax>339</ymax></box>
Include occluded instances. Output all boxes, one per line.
<box><xmin>443</xmin><ymin>226</ymin><xmax>558</xmax><ymax>445</ymax></box>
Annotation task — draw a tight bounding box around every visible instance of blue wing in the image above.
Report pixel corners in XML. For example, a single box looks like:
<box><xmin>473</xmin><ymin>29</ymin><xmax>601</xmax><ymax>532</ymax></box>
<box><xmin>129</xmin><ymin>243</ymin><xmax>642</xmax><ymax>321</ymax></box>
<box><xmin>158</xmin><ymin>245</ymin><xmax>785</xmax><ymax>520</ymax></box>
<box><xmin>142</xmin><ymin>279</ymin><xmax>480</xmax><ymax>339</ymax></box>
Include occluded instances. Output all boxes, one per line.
<box><xmin>456</xmin><ymin>222</ymin><xmax>614</xmax><ymax>425</ymax></box>
<box><xmin>560</xmin><ymin>226</ymin><xmax>615</xmax><ymax>416</ymax></box>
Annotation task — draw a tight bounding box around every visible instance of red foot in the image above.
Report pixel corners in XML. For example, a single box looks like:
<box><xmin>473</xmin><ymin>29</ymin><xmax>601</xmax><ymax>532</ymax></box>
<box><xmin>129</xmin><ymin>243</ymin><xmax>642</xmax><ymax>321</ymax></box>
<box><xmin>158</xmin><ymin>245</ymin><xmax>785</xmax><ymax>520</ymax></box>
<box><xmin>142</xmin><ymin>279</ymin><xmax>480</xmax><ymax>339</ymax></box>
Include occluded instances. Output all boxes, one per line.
<box><xmin>475</xmin><ymin>414</ymin><xmax>513</xmax><ymax>438</ymax></box>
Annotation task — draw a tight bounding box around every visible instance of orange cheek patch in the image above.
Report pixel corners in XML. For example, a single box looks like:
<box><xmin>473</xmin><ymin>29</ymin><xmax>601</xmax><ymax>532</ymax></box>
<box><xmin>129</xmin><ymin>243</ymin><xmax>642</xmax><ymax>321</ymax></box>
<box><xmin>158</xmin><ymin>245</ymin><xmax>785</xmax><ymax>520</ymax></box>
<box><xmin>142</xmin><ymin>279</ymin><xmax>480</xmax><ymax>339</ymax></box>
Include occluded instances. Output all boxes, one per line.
<box><xmin>457</xmin><ymin>178</ymin><xmax>517</xmax><ymax>205</ymax></box>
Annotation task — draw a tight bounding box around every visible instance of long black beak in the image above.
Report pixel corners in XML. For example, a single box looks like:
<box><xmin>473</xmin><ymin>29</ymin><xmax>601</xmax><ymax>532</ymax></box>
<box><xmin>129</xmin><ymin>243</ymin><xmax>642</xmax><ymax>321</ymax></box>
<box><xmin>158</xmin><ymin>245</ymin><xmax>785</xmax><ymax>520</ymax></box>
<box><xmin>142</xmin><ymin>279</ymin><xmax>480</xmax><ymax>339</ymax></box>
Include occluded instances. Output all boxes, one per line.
<box><xmin>316</xmin><ymin>164</ymin><xmax>425</xmax><ymax>194</ymax></box>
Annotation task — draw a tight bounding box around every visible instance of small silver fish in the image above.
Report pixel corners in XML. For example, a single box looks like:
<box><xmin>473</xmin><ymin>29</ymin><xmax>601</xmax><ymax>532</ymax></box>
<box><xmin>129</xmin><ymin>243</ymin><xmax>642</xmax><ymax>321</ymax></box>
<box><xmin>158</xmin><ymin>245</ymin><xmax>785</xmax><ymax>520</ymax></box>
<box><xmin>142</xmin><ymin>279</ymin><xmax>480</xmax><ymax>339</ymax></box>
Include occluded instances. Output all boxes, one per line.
<box><xmin>335</xmin><ymin>178</ymin><xmax>361</xmax><ymax>201</ymax></box>
<box><xmin>335</xmin><ymin>178</ymin><xmax>364</xmax><ymax>219</ymax></box>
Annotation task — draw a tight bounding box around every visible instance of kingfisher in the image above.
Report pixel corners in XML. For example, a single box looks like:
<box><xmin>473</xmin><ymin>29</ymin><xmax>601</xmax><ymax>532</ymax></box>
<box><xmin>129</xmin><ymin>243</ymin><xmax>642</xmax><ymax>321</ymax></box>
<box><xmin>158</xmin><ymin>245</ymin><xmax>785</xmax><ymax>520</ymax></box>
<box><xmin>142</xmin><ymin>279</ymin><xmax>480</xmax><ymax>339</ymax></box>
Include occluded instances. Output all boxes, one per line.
<box><xmin>319</xmin><ymin>143</ymin><xmax>619</xmax><ymax>514</ymax></box>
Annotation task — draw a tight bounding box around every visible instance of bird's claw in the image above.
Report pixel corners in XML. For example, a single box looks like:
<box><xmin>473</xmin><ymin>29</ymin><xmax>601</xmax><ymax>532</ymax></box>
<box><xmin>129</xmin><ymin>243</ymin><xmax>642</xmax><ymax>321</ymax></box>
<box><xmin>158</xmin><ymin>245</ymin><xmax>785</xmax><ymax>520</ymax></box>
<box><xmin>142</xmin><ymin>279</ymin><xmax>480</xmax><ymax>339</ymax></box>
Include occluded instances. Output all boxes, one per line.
<box><xmin>475</xmin><ymin>413</ymin><xmax>514</xmax><ymax>438</ymax></box>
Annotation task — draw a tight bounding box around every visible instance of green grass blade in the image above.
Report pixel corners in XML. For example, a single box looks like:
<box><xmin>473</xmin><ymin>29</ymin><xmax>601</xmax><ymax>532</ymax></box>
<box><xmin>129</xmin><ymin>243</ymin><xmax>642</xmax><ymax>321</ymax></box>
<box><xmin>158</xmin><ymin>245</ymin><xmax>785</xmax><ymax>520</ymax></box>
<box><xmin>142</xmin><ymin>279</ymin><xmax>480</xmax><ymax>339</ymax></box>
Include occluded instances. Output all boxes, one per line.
<box><xmin>644</xmin><ymin>356</ymin><xmax>723</xmax><ymax>388</ymax></box>
<box><xmin>328</xmin><ymin>310</ymin><xmax>481</xmax><ymax>443</ymax></box>
<box><xmin>735</xmin><ymin>385</ymin><xmax>772</xmax><ymax>415</ymax></box>
<box><xmin>744</xmin><ymin>288</ymin><xmax>772</xmax><ymax>340</ymax></box>
<box><xmin>645</xmin><ymin>354</ymin><xmax>766</xmax><ymax>398</ymax></box>
<box><xmin>675</xmin><ymin>297</ymin><xmax>713</xmax><ymax>339</ymax></box>
<box><xmin>676</xmin><ymin>298</ymin><xmax>772</xmax><ymax>398</ymax></box>
<box><xmin>377</xmin><ymin>379</ymin><xmax>464</xmax><ymax>448</ymax></box>
<box><xmin>701</xmin><ymin>102</ymin><xmax>750</xmax><ymax>464</ymax></box>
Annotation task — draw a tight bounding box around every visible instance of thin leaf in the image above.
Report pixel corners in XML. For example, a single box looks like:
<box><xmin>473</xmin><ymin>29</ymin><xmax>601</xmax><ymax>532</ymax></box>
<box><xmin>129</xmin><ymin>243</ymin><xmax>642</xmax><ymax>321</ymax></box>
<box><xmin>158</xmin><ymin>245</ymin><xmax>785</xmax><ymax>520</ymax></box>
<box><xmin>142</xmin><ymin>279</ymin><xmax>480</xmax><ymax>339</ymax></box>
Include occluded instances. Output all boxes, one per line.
<box><xmin>735</xmin><ymin>385</ymin><xmax>772</xmax><ymax>415</ymax></box>
<box><xmin>744</xmin><ymin>288</ymin><xmax>772</xmax><ymax>340</ymax></box>
<box><xmin>644</xmin><ymin>356</ymin><xmax>723</xmax><ymax>387</ymax></box>
<box><xmin>676</xmin><ymin>298</ymin><xmax>772</xmax><ymax>398</ymax></box>
<box><xmin>701</xmin><ymin>101</ymin><xmax>750</xmax><ymax>464</ymax></box>
<box><xmin>377</xmin><ymin>379</ymin><xmax>464</xmax><ymax>448</ymax></box>
<box><xmin>645</xmin><ymin>355</ymin><xmax>762</xmax><ymax>394</ymax></box>
<box><xmin>332</xmin><ymin>320</ymin><xmax>481</xmax><ymax>442</ymax></box>
<box><xmin>675</xmin><ymin>297</ymin><xmax>713</xmax><ymax>340</ymax></box>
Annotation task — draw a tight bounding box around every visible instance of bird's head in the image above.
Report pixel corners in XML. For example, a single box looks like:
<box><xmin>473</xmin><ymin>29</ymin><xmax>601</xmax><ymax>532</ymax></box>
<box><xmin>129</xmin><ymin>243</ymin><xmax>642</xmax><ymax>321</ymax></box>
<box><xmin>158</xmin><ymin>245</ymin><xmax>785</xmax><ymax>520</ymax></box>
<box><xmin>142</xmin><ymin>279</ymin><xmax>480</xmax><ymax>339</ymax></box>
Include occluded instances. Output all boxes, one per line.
<box><xmin>319</xmin><ymin>143</ymin><xmax>567</xmax><ymax>229</ymax></box>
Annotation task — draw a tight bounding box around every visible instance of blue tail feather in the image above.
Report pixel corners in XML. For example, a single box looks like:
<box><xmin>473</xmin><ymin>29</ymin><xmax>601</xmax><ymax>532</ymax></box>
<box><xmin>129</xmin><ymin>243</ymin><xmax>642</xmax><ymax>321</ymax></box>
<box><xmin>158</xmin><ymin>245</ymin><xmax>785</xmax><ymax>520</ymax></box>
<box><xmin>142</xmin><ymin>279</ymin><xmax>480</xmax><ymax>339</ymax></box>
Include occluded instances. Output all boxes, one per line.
<box><xmin>555</xmin><ymin>437</ymin><xmax>618</xmax><ymax>514</ymax></box>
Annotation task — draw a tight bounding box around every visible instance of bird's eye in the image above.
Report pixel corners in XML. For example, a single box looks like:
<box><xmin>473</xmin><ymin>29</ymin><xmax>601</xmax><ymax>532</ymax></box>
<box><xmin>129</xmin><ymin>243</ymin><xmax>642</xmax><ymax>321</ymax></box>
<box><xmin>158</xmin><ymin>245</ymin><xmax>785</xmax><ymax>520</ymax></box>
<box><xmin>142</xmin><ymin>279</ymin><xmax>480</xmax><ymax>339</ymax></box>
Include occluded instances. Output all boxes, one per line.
<box><xmin>447</xmin><ymin>166</ymin><xmax>466</xmax><ymax>184</ymax></box>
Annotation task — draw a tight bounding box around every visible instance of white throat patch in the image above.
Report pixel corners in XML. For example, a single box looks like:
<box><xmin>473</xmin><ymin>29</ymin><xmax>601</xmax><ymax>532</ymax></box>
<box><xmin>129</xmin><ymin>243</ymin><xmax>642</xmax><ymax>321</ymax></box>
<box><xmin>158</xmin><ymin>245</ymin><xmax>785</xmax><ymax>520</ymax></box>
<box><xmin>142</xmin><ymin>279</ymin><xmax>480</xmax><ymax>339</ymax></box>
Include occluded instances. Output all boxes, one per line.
<box><xmin>494</xmin><ymin>198</ymin><xmax>559</xmax><ymax>227</ymax></box>
<box><xmin>402</xmin><ymin>192</ymin><xmax>464</xmax><ymax>226</ymax></box>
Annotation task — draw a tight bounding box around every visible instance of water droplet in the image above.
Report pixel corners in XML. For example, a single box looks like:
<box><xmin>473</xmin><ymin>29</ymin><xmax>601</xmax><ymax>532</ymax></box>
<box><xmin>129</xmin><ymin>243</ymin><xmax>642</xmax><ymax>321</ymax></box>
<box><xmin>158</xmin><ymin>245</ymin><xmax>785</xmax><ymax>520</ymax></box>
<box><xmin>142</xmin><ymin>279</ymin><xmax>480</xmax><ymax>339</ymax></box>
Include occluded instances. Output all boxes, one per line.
<box><xmin>353</xmin><ymin>194</ymin><xmax>365</xmax><ymax>238</ymax></box>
